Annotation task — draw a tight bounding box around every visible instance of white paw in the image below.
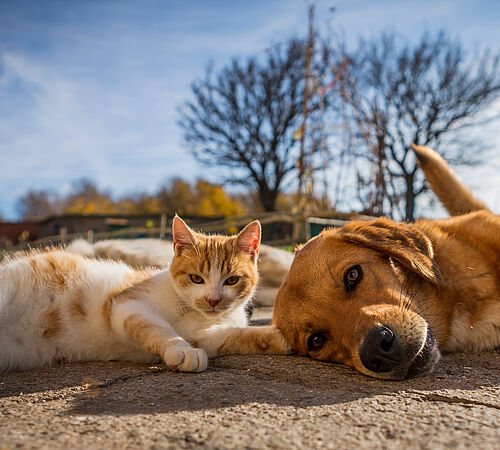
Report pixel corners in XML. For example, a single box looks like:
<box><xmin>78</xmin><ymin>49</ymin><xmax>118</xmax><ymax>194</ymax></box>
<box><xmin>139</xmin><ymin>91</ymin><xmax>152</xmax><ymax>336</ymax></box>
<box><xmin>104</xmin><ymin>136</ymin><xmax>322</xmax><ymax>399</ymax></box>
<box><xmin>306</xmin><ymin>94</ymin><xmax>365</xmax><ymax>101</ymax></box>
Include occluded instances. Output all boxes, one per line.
<box><xmin>163</xmin><ymin>339</ymin><xmax>208</xmax><ymax>372</ymax></box>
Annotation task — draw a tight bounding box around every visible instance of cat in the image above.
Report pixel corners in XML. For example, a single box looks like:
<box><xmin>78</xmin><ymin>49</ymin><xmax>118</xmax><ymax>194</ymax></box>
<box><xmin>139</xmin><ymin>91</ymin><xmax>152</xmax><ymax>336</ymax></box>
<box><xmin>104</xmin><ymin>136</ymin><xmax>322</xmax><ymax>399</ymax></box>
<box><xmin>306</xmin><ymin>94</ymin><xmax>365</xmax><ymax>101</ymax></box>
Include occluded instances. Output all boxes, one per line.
<box><xmin>0</xmin><ymin>216</ymin><xmax>291</xmax><ymax>372</ymax></box>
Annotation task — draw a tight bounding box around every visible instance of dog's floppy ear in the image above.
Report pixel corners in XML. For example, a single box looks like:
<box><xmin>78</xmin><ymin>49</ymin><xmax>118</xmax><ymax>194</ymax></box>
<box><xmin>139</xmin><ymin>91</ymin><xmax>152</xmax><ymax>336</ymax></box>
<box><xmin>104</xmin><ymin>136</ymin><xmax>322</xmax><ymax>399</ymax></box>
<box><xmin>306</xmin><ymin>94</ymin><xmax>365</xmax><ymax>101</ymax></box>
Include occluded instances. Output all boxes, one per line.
<box><xmin>340</xmin><ymin>218</ymin><xmax>442</xmax><ymax>284</ymax></box>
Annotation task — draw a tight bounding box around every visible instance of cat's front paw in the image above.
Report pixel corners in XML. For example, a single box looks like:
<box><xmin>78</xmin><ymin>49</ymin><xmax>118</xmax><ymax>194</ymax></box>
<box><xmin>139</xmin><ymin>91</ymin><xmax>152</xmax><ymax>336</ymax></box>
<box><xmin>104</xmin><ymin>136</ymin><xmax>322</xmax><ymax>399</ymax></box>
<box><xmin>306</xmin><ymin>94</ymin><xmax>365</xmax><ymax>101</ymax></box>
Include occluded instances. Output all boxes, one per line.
<box><xmin>163</xmin><ymin>339</ymin><xmax>208</xmax><ymax>372</ymax></box>
<box><xmin>256</xmin><ymin>326</ymin><xmax>292</xmax><ymax>355</ymax></box>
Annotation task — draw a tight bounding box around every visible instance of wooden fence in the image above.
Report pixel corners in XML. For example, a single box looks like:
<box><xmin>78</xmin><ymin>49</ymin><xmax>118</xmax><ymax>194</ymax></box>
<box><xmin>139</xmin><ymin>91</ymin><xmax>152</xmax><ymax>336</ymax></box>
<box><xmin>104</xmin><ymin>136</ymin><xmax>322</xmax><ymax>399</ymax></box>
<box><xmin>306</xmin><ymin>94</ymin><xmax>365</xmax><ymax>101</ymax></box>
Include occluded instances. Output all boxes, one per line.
<box><xmin>1</xmin><ymin>212</ymin><xmax>374</xmax><ymax>255</ymax></box>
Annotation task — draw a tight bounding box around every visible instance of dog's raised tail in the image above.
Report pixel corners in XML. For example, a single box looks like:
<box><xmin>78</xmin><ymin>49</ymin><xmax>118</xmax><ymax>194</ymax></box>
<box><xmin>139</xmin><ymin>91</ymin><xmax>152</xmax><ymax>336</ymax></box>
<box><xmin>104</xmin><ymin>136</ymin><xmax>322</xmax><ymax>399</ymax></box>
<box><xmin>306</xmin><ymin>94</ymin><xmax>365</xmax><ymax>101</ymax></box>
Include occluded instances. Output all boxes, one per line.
<box><xmin>411</xmin><ymin>143</ymin><xmax>489</xmax><ymax>215</ymax></box>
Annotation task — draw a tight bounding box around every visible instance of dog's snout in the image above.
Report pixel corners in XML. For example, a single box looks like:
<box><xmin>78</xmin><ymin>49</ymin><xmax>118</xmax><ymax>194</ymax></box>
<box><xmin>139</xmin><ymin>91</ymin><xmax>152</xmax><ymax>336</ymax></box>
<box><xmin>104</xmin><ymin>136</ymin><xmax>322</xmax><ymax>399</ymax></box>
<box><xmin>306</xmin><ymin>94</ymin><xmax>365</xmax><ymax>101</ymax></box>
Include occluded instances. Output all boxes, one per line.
<box><xmin>359</xmin><ymin>326</ymin><xmax>402</xmax><ymax>373</ymax></box>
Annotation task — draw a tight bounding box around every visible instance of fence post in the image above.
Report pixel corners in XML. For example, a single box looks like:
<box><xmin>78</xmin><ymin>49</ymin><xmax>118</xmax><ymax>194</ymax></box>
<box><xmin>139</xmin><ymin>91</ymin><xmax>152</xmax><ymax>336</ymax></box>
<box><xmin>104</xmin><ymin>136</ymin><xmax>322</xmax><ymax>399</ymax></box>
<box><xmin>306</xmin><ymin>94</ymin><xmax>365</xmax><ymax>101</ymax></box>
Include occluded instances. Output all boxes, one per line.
<box><xmin>304</xmin><ymin>217</ymin><xmax>311</xmax><ymax>241</ymax></box>
<box><xmin>60</xmin><ymin>227</ymin><xmax>67</xmax><ymax>245</ymax></box>
<box><xmin>291</xmin><ymin>216</ymin><xmax>301</xmax><ymax>245</ymax></box>
<box><xmin>160</xmin><ymin>214</ymin><xmax>167</xmax><ymax>239</ymax></box>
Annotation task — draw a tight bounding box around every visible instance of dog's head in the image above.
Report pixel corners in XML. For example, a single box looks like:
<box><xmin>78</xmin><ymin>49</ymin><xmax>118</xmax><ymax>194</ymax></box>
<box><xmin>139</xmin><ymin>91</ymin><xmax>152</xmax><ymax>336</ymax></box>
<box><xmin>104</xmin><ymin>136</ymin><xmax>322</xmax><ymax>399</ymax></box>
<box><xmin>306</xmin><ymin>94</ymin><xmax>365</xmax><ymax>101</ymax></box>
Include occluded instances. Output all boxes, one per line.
<box><xmin>273</xmin><ymin>218</ymin><xmax>442</xmax><ymax>380</ymax></box>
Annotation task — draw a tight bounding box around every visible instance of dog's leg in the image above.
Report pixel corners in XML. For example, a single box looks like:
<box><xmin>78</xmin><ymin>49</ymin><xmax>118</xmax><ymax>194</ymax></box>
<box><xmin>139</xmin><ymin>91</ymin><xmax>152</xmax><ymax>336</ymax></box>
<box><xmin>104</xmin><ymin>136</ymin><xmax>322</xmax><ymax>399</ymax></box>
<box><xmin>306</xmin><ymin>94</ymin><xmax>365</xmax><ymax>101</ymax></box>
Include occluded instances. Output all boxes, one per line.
<box><xmin>193</xmin><ymin>325</ymin><xmax>292</xmax><ymax>357</ymax></box>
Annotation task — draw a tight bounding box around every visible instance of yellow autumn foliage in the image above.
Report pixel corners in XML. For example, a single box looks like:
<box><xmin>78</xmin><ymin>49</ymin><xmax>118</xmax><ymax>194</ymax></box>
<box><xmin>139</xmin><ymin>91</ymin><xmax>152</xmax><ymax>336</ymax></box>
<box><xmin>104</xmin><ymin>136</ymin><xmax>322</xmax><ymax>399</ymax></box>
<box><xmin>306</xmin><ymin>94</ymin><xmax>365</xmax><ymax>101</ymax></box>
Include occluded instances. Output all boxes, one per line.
<box><xmin>20</xmin><ymin>178</ymin><xmax>247</xmax><ymax>219</ymax></box>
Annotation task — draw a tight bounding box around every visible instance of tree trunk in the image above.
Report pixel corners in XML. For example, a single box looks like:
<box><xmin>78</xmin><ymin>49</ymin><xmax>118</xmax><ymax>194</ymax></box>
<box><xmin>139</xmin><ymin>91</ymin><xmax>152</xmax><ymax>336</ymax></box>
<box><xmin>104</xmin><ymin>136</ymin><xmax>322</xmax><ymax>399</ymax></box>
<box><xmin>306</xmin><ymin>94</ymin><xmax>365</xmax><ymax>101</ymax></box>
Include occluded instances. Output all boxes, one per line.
<box><xmin>258</xmin><ymin>186</ymin><xmax>278</xmax><ymax>212</ymax></box>
<box><xmin>404</xmin><ymin>174</ymin><xmax>415</xmax><ymax>222</ymax></box>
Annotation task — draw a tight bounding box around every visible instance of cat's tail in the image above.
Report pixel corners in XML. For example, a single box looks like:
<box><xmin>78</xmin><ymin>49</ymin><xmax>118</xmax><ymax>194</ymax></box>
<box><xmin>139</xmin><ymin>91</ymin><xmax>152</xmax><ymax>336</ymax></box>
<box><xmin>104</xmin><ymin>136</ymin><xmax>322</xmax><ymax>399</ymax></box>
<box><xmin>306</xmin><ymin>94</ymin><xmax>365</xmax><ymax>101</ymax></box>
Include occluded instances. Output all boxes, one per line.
<box><xmin>411</xmin><ymin>143</ymin><xmax>490</xmax><ymax>215</ymax></box>
<box><xmin>66</xmin><ymin>239</ymin><xmax>96</xmax><ymax>257</ymax></box>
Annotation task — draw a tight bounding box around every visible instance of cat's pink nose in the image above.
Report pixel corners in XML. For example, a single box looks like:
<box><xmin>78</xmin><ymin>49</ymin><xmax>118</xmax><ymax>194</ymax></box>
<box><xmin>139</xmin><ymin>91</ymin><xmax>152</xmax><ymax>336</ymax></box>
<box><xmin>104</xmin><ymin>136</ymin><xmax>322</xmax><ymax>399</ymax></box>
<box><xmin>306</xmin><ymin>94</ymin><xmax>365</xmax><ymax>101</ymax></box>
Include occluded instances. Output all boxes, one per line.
<box><xmin>206</xmin><ymin>298</ymin><xmax>221</xmax><ymax>307</ymax></box>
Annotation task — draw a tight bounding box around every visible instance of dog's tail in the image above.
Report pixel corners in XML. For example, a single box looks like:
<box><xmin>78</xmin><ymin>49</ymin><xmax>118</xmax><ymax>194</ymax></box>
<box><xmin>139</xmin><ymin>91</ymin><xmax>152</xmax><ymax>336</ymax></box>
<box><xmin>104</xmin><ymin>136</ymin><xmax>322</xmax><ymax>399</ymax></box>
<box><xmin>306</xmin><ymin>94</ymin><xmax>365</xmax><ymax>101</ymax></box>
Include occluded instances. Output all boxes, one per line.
<box><xmin>411</xmin><ymin>143</ymin><xmax>489</xmax><ymax>215</ymax></box>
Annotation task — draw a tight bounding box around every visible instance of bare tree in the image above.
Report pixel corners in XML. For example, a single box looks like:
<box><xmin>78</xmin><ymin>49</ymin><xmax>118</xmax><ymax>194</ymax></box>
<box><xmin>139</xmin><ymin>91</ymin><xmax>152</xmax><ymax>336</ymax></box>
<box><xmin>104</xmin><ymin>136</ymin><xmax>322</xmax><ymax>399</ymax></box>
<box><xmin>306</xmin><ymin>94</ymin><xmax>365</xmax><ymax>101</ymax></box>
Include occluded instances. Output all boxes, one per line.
<box><xmin>178</xmin><ymin>39</ymin><xmax>330</xmax><ymax>212</ymax></box>
<box><xmin>17</xmin><ymin>190</ymin><xmax>63</xmax><ymax>221</ymax></box>
<box><xmin>336</xmin><ymin>31</ymin><xmax>500</xmax><ymax>220</ymax></box>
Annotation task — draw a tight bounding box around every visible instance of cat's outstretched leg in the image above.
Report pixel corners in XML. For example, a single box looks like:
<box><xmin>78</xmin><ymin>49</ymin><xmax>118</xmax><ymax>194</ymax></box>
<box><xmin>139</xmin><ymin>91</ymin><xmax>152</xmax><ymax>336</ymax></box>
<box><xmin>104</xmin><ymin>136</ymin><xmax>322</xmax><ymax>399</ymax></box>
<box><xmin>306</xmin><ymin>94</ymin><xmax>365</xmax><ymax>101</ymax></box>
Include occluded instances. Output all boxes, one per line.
<box><xmin>195</xmin><ymin>325</ymin><xmax>292</xmax><ymax>357</ymax></box>
<box><xmin>110</xmin><ymin>300</ymin><xmax>208</xmax><ymax>372</ymax></box>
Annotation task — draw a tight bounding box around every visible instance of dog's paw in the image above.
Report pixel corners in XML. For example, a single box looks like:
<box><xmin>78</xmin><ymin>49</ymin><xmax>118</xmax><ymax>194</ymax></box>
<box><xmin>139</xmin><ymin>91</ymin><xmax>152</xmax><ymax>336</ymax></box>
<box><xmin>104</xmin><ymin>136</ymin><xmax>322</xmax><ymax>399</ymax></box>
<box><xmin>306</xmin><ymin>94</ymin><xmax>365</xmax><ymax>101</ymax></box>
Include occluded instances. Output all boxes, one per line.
<box><xmin>256</xmin><ymin>326</ymin><xmax>292</xmax><ymax>355</ymax></box>
<box><xmin>163</xmin><ymin>339</ymin><xmax>208</xmax><ymax>372</ymax></box>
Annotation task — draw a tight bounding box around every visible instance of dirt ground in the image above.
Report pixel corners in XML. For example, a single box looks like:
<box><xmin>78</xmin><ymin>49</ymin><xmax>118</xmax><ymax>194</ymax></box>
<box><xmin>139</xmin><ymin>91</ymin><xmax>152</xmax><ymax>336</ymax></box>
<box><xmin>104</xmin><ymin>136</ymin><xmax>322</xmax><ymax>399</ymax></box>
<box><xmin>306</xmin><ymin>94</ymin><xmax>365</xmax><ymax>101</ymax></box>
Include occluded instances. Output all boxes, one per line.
<box><xmin>1</xmin><ymin>308</ymin><xmax>499</xmax><ymax>449</ymax></box>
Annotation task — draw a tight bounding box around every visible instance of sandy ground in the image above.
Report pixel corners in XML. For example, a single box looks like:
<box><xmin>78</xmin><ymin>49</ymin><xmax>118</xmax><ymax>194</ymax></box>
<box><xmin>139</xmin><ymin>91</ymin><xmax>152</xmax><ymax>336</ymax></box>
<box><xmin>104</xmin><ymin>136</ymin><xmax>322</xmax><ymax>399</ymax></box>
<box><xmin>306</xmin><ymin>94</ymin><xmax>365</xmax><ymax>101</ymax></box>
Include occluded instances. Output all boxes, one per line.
<box><xmin>1</xmin><ymin>308</ymin><xmax>499</xmax><ymax>449</ymax></box>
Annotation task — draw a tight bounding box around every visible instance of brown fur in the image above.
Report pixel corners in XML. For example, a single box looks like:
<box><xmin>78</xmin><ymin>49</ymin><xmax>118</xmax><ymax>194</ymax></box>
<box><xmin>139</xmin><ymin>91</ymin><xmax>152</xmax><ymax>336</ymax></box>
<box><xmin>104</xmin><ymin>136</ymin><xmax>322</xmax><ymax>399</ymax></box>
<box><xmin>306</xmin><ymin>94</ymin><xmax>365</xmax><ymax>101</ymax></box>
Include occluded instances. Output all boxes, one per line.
<box><xmin>122</xmin><ymin>314</ymin><xmax>168</xmax><ymax>357</ymax></box>
<box><xmin>69</xmin><ymin>288</ymin><xmax>87</xmax><ymax>319</ymax></box>
<box><xmin>273</xmin><ymin>145</ymin><xmax>500</xmax><ymax>379</ymax></box>
<box><xmin>411</xmin><ymin>143</ymin><xmax>489</xmax><ymax>215</ymax></box>
<box><xmin>26</xmin><ymin>249</ymin><xmax>80</xmax><ymax>290</ymax></box>
<box><xmin>41</xmin><ymin>306</ymin><xmax>62</xmax><ymax>339</ymax></box>
<box><xmin>218</xmin><ymin>326</ymin><xmax>292</xmax><ymax>355</ymax></box>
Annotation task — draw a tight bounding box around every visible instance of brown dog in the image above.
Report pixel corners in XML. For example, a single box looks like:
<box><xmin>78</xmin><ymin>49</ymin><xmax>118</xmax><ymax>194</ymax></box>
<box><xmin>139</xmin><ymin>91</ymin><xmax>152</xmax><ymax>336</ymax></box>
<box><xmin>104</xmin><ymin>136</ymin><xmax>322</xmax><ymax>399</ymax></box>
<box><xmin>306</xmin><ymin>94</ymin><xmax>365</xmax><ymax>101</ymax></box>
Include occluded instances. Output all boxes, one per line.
<box><xmin>273</xmin><ymin>144</ymin><xmax>500</xmax><ymax>379</ymax></box>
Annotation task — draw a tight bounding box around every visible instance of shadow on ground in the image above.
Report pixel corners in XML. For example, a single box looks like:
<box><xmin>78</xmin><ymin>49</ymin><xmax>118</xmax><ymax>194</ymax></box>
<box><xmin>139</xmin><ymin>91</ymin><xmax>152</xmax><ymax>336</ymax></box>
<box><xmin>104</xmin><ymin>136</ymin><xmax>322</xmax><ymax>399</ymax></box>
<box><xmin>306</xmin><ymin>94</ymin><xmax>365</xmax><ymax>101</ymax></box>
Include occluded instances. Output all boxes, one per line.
<box><xmin>1</xmin><ymin>351</ymin><xmax>498</xmax><ymax>416</ymax></box>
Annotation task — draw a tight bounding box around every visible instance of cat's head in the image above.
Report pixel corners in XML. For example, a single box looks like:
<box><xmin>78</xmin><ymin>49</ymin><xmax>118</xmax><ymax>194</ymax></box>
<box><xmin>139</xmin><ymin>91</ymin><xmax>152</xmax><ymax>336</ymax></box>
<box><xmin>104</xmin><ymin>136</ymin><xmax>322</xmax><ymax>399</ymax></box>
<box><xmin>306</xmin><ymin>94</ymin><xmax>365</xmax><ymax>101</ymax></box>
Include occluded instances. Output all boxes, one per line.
<box><xmin>170</xmin><ymin>216</ymin><xmax>261</xmax><ymax>316</ymax></box>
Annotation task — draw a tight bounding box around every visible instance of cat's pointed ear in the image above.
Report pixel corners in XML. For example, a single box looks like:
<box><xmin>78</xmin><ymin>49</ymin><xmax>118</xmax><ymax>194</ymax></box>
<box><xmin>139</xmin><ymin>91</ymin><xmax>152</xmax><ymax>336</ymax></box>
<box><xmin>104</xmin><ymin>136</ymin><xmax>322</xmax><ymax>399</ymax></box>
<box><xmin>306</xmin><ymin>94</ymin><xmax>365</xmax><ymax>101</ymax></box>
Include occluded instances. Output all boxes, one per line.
<box><xmin>172</xmin><ymin>215</ymin><xmax>197</xmax><ymax>255</ymax></box>
<box><xmin>235</xmin><ymin>220</ymin><xmax>261</xmax><ymax>262</ymax></box>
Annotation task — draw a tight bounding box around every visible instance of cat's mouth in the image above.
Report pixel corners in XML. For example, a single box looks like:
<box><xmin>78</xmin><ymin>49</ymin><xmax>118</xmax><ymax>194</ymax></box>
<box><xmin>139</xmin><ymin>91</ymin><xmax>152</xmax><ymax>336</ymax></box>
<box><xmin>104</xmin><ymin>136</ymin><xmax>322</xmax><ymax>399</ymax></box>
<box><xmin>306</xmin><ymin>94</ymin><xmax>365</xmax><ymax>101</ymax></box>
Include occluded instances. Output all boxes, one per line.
<box><xmin>199</xmin><ymin>306</ymin><xmax>225</xmax><ymax>315</ymax></box>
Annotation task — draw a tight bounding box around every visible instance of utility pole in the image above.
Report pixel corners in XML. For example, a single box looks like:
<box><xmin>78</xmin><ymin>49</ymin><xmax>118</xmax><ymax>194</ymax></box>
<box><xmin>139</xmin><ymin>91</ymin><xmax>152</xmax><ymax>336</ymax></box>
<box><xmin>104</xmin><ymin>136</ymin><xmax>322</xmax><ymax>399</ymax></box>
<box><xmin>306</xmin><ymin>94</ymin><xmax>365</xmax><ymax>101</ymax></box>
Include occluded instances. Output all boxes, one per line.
<box><xmin>296</xmin><ymin>3</ymin><xmax>315</xmax><ymax>204</ymax></box>
<box><xmin>292</xmin><ymin>2</ymin><xmax>315</xmax><ymax>243</ymax></box>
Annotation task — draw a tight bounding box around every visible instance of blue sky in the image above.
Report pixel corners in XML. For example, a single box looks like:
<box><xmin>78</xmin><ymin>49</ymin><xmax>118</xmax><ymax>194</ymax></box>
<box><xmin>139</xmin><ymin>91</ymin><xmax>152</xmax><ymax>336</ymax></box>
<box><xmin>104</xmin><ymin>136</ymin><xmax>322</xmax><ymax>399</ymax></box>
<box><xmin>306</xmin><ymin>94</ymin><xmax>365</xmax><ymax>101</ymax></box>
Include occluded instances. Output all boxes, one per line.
<box><xmin>1</xmin><ymin>0</ymin><xmax>499</xmax><ymax>220</ymax></box>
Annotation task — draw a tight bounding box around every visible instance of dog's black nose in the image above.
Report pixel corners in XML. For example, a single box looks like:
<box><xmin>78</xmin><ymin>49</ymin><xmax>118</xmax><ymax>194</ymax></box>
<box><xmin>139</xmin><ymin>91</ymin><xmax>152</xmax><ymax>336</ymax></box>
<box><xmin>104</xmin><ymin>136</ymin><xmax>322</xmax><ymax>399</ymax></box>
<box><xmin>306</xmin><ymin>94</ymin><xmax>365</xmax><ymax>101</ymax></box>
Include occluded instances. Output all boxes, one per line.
<box><xmin>359</xmin><ymin>326</ymin><xmax>402</xmax><ymax>373</ymax></box>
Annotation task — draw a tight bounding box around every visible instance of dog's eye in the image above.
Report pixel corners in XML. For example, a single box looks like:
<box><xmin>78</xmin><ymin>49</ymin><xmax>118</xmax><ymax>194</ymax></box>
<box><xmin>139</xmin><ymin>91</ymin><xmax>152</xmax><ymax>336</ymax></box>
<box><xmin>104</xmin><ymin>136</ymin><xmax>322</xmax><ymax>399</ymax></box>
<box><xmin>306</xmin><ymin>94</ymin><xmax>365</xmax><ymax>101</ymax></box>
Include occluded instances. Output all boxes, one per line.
<box><xmin>224</xmin><ymin>276</ymin><xmax>239</xmax><ymax>286</ymax></box>
<box><xmin>307</xmin><ymin>333</ymin><xmax>326</xmax><ymax>352</ymax></box>
<box><xmin>343</xmin><ymin>265</ymin><xmax>363</xmax><ymax>292</ymax></box>
<box><xmin>190</xmin><ymin>274</ymin><xmax>205</xmax><ymax>284</ymax></box>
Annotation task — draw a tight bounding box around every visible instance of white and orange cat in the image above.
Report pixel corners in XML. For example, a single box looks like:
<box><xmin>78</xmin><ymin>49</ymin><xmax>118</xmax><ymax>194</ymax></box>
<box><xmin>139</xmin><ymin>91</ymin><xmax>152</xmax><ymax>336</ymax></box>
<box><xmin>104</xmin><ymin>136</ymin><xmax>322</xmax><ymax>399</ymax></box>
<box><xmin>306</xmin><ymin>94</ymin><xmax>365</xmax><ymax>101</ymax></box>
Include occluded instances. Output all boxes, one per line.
<box><xmin>0</xmin><ymin>217</ymin><xmax>290</xmax><ymax>372</ymax></box>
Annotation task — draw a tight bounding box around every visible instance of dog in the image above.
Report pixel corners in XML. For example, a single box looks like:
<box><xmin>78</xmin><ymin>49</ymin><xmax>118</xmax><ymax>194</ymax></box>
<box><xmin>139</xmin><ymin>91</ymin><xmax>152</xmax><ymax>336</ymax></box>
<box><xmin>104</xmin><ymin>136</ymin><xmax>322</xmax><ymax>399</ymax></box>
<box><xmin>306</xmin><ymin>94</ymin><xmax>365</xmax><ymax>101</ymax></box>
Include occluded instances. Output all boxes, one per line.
<box><xmin>67</xmin><ymin>238</ymin><xmax>293</xmax><ymax>307</ymax></box>
<box><xmin>273</xmin><ymin>144</ymin><xmax>500</xmax><ymax>380</ymax></box>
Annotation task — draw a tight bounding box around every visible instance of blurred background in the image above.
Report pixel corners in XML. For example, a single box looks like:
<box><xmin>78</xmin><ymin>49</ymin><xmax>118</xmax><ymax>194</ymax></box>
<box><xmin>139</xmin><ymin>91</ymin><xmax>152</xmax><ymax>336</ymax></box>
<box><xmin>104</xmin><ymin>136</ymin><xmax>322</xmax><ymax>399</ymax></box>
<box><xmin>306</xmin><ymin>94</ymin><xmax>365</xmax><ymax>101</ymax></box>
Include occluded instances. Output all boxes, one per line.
<box><xmin>1</xmin><ymin>0</ymin><xmax>499</xmax><ymax>248</ymax></box>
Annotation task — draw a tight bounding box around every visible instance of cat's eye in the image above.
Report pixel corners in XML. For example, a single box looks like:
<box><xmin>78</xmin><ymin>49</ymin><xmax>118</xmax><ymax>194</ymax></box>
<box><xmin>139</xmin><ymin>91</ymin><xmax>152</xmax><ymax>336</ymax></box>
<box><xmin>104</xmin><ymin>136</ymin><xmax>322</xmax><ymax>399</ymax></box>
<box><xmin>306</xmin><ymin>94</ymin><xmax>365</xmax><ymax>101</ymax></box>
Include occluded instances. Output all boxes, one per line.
<box><xmin>190</xmin><ymin>274</ymin><xmax>205</xmax><ymax>284</ymax></box>
<box><xmin>307</xmin><ymin>333</ymin><xmax>326</xmax><ymax>352</ymax></box>
<box><xmin>224</xmin><ymin>276</ymin><xmax>239</xmax><ymax>286</ymax></box>
<box><xmin>343</xmin><ymin>265</ymin><xmax>363</xmax><ymax>292</ymax></box>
